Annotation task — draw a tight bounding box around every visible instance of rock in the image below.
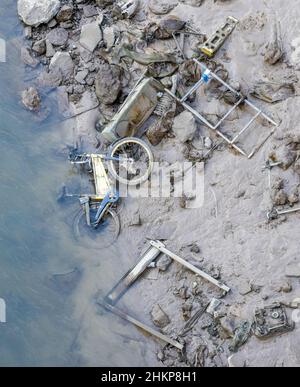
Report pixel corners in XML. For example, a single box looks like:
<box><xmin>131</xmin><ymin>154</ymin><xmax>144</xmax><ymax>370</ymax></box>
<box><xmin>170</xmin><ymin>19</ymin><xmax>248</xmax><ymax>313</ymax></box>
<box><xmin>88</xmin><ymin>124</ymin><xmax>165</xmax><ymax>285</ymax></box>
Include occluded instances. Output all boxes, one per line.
<box><xmin>75</xmin><ymin>69</ymin><xmax>89</xmax><ymax>84</ymax></box>
<box><xmin>21</xmin><ymin>47</ymin><xmax>39</xmax><ymax>67</ymax></box>
<box><xmin>47</xmin><ymin>28</ymin><xmax>68</xmax><ymax>46</ymax></box>
<box><xmin>83</xmin><ymin>4</ymin><xmax>99</xmax><ymax>17</ymax></box>
<box><xmin>180</xmin><ymin>0</ymin><xmax>204</xmax><ymax>5</ymax></box>
<box><xmin>48</xmin><ymin>19</ymin><xmax>57</xmax><ymax>28</ymax></box>
<box><xmin>159</xmin><ymin>15</ymin><xmax>186</xmax><ymax>33</ymax></box>
<box><xmin>238</xmin><ymin>282</ymin><xmax>252</xmax><ymax>296</ymax></box>
<box><xmin>190</xmin><ymin>243</ymin><xmax>200</xmax><ymax>254</ymax></box>
<box><xmin>32</xmin><ymin>39</ymin><xmax>46</xmax><ymax>55</ymax></box>
<box><xmin>56</xmin><ymin>5</ymin><xmax>73</xmax><ymax>22</ymax></box>
<box><xmin>70</xmin><ymin>90</ymin><xmax>99</xmax><ymax>115</ymax></box>
<box><xmin>80</xmin><ymin>21</ymin><xmax>102</xmax><ymax>52</ymax></box>
<box><xmin>49</xmin><ymin>52</ymin><xmax>74</xmax><ymax>80</ymax></box>
<box><xmin>45</xmin><ymin>40</ymin><xmax>55</xmax><ymax>58</ymax></box>
<box><xmin>18</xmin><ymin>0</ymin><xmax>60</xmax><ymax>26</ymax></box>
<box><xmin>182</xmin><ymin>301</ymin><xmax>193</xmax><ymax>320</ymax></box>
<box><xmin>149</xmin><ymin>0</ymin><xmax>178</xmax><ymax>15</ymax></box>
<box><xmin>73</xmin><ymin>84</ymin><xmax>85</xmax><ymax>94</ymax></box>
<box><xmin>285</xmin><ymin>263</ymin><xmax>300</xmax><ymax>278</ymax></box>
<box><xmin>38</xmin><ymin>68</ymin><xmax>62</xmax><ymax>88</ymax></box>
<box><xmin>288</xmin><ymin>192</ymin><xmax>299</xmax><ymax>205</ymax></box>
<box><xmin>103</xmin><ymin>26</ymin><xmax>115</xmax><ymax>50</ymax></box>
<box><xmin>24</xmin><ymin>26</ymin><xmax>32</xmax><ymax>39</ymax></box>
<box><xmin>79</xmin><ymin>46</ymin><xmax>93</xmax><ymax>63</ymax></box>
<box><xmin>172</xmin><ymin>111</ymin><xmax>197</xmax><ymax>143</ymax></box>
<box><xmin>219</xmin><ymin>315</ymin><xmax>238</xmax><ymax>339</ymax></box>
<box><xmin>273</xmin><ymin>189</ymin><xmax>288</xmax><ymax>206</ymax></box>
<box><xmin>95</xmin><ymin>64</ymin><xmax>121</xmax><ymax>105</ymax></box>
<box><xmin>150</xmin><ymin>304</ymin><xmax>170</xmax><ymax>328</ymax></box>
<box><xmin>157</xmin><ymin>350</ymin><xmax>165</xmax><ymax>361</ymax></box>
<box><xmin>21</xmin><ymin>87</ymin><xmax>41</xmax><ymax>111</ymax></box>
<box><xmin>204</xmin><ymin>137</ymin><xmax>213</xmax><ymax>149</ymax></box>
<box><xmin>156</xmin><ymin>255</ymin><xmax>172</xmax><ymax>272</ymax></box>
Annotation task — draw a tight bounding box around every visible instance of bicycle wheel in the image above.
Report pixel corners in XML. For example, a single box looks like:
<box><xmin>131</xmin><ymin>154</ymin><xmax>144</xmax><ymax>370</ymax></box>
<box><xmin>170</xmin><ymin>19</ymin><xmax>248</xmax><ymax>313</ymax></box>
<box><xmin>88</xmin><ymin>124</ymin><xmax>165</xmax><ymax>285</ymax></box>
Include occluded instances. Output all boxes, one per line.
<box><xmin>73</xmin><ymin>206</ymin><xmax>120</xmax><ymax>249</ymax></box>
<box><xmin>108</xmin><ymin>137</ymin><xmax>154</xmax><ymax>186</ymax></box>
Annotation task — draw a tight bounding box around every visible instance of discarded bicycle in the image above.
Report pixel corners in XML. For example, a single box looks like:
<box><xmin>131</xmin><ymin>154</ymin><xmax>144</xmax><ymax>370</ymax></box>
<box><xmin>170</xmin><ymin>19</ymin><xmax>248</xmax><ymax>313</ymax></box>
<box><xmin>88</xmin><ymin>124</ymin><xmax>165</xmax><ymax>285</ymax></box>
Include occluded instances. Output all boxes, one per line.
<box><xmin>67</xmin><ymin>137</ymin><xmax>153</xmax><ymax>247</ymax></box>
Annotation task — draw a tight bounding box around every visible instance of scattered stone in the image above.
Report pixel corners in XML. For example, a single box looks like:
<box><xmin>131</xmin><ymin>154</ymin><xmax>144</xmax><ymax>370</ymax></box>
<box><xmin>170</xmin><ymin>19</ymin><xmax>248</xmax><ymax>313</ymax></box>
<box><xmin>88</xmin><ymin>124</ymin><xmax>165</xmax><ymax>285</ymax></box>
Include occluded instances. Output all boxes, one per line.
<box><xmin>238</xmin><ymin>282</ymin><xmax>252</xmax><ymax>296</ymax></box>
<box><xmin>264</xmin><ymin>21</ymin><xmax>283</xmax><ymax>65</ymax></box>
<box><xmin>204</xmin><ymin>137</ymin><xmax>213</xmax><ymax>149</ymax></box>
<box><xmin>45</xmin><ymin>40</ymin><xmax>56</xmax><ymax>58</ymax></box>
<box><xmin>288</xmin><ymin>192</ymin><xmax>299</xmax><ymax>205</ymax></box>
<box><xmin>21</xmin><ymin>47</ymin><xmax>39</xmax><ymax>67</ymax></box>
<box><xmin>32</xmin><ymin>39</ymin><xmax>46</xmax><ymax>55</ymax></box>
<box><xmin>21</xmin><ymin>87</ymin><xmax>41</xmax><ymax>111</ymax></box>
<box><xmin>157</xmin><ymin>350</ymin><xmax>165</xmax><ymax>361</ymax></box>
<box><xmin>48</xmin><ymin>18</ymin><xmax>57</xmax><ymax>28</ymax></box>
<box><xmin>56</xmin><ymin>5</ymin><xmax>73</xmax><ymax>23</ymax></box>
<box><xmin>49</xmin><ymin>52</ymin><xmax>74</xmax><ymax>80</ymax></box>
<box><xmin>190</xmin><ymin>243</ymin><xmax>200</xmax><ymax>254</ymax></box>
<box><xmin>149</xmin><ymin>0</ymin><xmax>178</xmax><ymax>15</ymax></box>
<box><xmin>273</xmin><ymin>189</ymin><xmax>288</xmax><ymax>206</ymax></box>
<box><xmin>95</xmin><ymin>64</ymin><xmax>121</xmax><ymax>105</ymax></box>
<box><xmin>103</xmin><ymin>26</ymin><xmax>115</xmax><ymax>50</ymax></box>
<box><xmin>18</xmin><ymin>0</ymin><xmax>61</xmax><ymax>27</ymax></box>
<box><xmin>47</xmin><ymin>28</ymin><xmax>68</xmax><ymax>46</ymax></box>
<box><xmin>182</xmin><ymin>301</ymin><xmax>193</xmax><ymax>321</ymax></box>
<box><xmin>156</xmin><ymin>255</ymin><xmax>172</xmax><ymax>272</ymax></box>
<box><xmin>73</xmin><ymin>84</ymin><xmax>85</xmax><ymax>94</ymax></box>
<box><xmin>159</xmin><ymin>15</ymin><xmax>186</xmax><ymax>33</ymax></box>
<box><xmin>83</xmin><ymin>4</ymin><xmax>99</xmax><ymax>17</ymax></box>
<box><xmin>75</xmin><ymin>69</ymin><xmax>89</xmax><ymax>84</ymax></box>
<box><xmin>70</xmin><ymin>90</ymin><xmax>99</xmax><ymax>115</ymax></box>
<box><xmin>150</xmin><ymin>304</ymin><xmax>170</xmax><ymax>328</ymax></box>
<box><xmin>80</xmin><ymin>21</ymin><xmax>102</xmax><ymax>52</ymax></box>
<box><xmin>172</xmin><ymin>111</ymin><xmax>197</xmax><ymax>143</ymax></box>
<box><xmin>270</xmin><ymin>147</ymin><xmax>296</xmax><ymax>170</ymax></box>
<box><xmin>285</xmin><ymin>263</ymin><xmax>300</xmax><ymax>278</ymax></box>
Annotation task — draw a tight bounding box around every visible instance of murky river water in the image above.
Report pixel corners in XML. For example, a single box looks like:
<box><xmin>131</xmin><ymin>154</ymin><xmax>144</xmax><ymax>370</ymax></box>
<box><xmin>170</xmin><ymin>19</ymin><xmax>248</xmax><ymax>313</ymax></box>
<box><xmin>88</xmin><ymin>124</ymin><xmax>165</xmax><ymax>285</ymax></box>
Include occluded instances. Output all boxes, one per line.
<box><xmin>0</xmin><ymin>3</ymin><xmax>154</xmax><ymax>367</ymax></box>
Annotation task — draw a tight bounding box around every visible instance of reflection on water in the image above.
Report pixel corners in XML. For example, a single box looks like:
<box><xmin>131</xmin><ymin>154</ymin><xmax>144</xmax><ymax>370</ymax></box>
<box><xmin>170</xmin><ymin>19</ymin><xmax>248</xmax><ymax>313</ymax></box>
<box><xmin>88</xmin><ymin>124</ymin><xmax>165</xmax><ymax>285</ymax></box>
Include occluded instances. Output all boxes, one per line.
<box><xmin>0</xmin><ymin>2</ymin><xmax>154</xmax><ymax>367</ymax></box>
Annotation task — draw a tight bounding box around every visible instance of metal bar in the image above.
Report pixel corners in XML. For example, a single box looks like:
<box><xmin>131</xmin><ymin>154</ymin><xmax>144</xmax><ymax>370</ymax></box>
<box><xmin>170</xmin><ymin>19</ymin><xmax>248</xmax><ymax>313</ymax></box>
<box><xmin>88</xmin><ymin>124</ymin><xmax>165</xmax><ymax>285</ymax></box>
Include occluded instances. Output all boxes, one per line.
<box><xmin>213</xmin><ymin>97</ymin><xmax>245</xmax><ymax>129</ymax></box>
<box><xmin>105</xmin><ymin>245</ymin><xmax>161</xmax><ymax>304</ymax></box>
<box><xmin>180</xmin><ymin>79</ymin><xmax>204</xmax><ymax>102</ymax></box>
<box><xmin>150</xmin><ymin>240</ymin><xmax>231</xmax><ymax>293</ymax></box>
<box><xmin>278</xmin><ymin>207</ymin><xmax>300</xmax><ymax>216</ymax></box>
<box><xmin>100</xmin><ymin>300</ymin><xmax>184</xmax><ymax>351</ymax></box>
<box><xmin>248</xmin><ymin>128</ymin><xmax>276</xmax><ymax>159</ymax></box>
<box><xmin>230</xmin><ymin>110</ymin><xmax>261</xmax><ymax>144</ymax></box>
<box><xmin>193</xmin><ymin>59</ymin><xmax>240</xmax><ymax>96</ymax></box>
<box><xmin>244</xmin><ymin>99</ymin><xmax>278</xmax><ymax>127</ymax></box>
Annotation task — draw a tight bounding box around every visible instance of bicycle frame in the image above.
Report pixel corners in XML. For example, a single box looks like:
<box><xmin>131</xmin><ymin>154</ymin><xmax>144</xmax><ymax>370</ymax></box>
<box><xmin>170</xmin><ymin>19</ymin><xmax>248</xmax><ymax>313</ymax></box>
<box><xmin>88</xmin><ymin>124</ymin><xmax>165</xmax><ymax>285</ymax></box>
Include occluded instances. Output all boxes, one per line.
<box><xmin>70</xmin><ymin>153</ymin><xmax>120</xmax><ymax>228</ymax></box>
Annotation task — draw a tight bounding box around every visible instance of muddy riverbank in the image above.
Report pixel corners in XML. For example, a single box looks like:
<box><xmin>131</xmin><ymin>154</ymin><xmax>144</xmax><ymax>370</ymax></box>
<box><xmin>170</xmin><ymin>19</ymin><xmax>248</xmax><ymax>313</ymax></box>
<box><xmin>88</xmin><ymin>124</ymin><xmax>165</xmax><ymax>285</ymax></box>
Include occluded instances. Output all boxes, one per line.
<box><xmin>14</xmin><ymin>0</ymin><xmax>300</xmax><ymax>367</ymax></box>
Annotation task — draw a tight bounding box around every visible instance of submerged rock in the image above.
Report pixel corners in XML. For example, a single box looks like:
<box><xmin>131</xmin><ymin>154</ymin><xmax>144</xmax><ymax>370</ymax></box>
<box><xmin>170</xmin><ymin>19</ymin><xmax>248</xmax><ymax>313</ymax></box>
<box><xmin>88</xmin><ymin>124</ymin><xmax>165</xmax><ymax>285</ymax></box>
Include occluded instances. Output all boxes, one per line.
<box><xmin>18</xmin><ymin>0</ymin><xmax>60</xmax><ymax>27</ymax></box>
<box><xmin>21</xmin><ymin>87</ymin><xmax>41</xmax><ymax>111</ymax></box>
<box><xmin>21</xmin><ymin>47</ymin><xmax>39</xmax><ymax>67</ymax></box>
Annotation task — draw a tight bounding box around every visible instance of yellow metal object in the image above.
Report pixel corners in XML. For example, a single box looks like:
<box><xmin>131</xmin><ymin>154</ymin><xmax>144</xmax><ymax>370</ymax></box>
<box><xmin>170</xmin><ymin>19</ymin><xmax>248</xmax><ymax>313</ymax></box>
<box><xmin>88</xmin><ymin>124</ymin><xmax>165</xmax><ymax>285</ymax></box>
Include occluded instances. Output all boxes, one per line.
<box><xmin>91</xmin><ymin>155</ymin><xmax>111</xmax><ymax>200</ymax></box>
<box><xmin>200</xmin><ymin>16</ymin><xmax>238</xmax><ymax>57</ymax></box>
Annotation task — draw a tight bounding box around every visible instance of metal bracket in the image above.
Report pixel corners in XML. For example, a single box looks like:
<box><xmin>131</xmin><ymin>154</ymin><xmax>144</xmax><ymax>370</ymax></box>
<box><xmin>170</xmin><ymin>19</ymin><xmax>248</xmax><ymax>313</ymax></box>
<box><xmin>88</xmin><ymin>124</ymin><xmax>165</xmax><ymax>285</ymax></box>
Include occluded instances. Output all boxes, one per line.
<box><xmin>101</xmin><ymin>240</ymin><xmax>230</xmax><ymax>350</ymax></box>
<box><xmin>166</xmin><ymin>59</ymin><xmax>278</xmax><ymax>159</ymax></box>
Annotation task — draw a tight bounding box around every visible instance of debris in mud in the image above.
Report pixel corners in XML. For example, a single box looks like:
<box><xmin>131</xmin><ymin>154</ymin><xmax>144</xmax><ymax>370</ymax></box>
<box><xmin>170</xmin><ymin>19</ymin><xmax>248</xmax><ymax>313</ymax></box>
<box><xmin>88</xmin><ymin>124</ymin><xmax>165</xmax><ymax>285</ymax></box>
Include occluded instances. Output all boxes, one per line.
<box><xmin>250</xmin><ymin>80</ymin><xmax>295</xmax><ymax>103</ymax></box>
<box><xmin>264</xmin><ymin>19</ymin><xmax>283</xmax><ymax>65</ymax></box>
<box><xmin>151</xmin><ymin>304</ymin><xmax>171</xmax><ymax>328</ymax></box>
<box><xmin>253</xmin><ymin>303</ymin><xmax>294</xmax><ymax>339</ymax></box>
<box><xmin>156</xmin><ymin>255</ymin><xmax>172</xmax><ymax>272</ymax></box>
<box><xmin>229</xmin><ymin>321</ymin><xmax>252</xmax><ymax>352</ymax></box>
<box><xmin>21</xmin><ymin>87</ymin><xmax>41</xmax><ymax>111</ymax></box>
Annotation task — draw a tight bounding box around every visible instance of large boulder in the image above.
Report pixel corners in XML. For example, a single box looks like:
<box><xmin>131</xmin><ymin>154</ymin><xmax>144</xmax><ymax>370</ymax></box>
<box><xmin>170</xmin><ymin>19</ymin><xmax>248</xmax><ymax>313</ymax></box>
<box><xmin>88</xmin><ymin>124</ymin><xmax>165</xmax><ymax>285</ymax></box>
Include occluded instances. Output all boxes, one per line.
<box><xmin>17</xmin><ymin>0</ymin><xmax>61</xmax><ymax>27</ymax></box>
<box><xmin>95</xmin><ymin>64</ymin><xmax>121</xmax><ymax>105</ymax></box>
<box><xmin>49</xmin><ymin>52</ymin><xmax>74</xmax><ymax>80</ymax></box>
